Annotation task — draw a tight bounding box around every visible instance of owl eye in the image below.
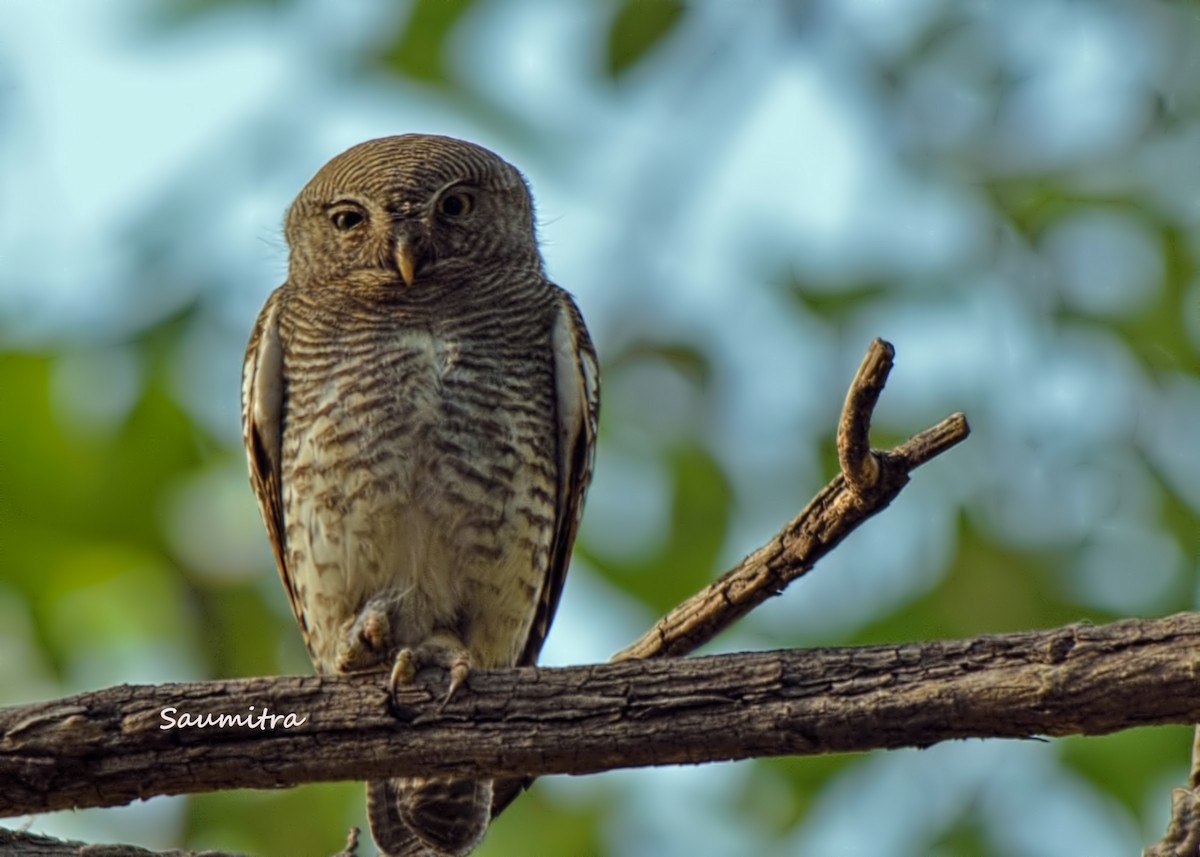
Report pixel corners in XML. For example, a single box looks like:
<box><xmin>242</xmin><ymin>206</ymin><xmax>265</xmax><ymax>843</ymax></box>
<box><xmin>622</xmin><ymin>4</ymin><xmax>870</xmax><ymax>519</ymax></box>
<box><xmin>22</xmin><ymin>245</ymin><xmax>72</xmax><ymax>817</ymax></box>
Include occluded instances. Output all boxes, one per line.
<box><xmin>330</xmin><ymin>208</ymin><xmax>366</xmax><ymax>231</ymax></box>
<box><xmin>438</xmin><ymin>190</ymin><xmax>475</xmax><ymax>218</ymax></box>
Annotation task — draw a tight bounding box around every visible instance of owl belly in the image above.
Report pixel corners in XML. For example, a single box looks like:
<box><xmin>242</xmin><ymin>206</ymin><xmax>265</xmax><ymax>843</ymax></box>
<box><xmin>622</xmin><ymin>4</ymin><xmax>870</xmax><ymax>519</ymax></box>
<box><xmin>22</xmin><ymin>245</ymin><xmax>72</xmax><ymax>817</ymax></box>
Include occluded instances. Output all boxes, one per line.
<box><xmin>280</xmin><ymin>328</ymin><xmax>555</xmax><ymax>674</ymax></box>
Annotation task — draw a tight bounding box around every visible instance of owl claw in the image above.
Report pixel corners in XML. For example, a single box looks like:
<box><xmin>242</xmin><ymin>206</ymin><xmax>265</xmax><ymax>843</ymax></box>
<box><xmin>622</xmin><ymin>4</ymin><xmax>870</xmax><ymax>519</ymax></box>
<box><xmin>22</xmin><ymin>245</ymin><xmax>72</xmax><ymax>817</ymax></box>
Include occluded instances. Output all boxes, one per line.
<box><xmin>389</xmin><ymin>648</ymin><xmax>418</xmax><ymax>689</ymax></box>
<box><xmin>445</xmin><ymin>652</ymin><xmax>471</xmax><ymax>701</ymax></box>
<box><xmin>335</xmin><ymin>602</ymin><xmax>392</xmax><ymax>674</ymax></box>
<box><xmin>387</xmin><ymin>639</ymin><xmax>473</xmax><ymax>710</ymax></box>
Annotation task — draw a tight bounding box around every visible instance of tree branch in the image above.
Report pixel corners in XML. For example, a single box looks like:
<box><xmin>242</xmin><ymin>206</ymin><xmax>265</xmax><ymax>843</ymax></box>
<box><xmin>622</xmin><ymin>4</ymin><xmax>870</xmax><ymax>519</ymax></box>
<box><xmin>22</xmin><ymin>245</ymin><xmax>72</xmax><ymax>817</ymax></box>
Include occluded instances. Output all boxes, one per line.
<box><xmin>613</xmin><ymin>339</ymin><xmax>969</xmax><ymax>661</ymax></box>
<box><xmin>3</xmin><ymin>612</ymin><xmax>1200</xmax><ymax>823</ymax></box>
<box><xmin>0</xmin><ymin>826</ymin><xmax>249</xmax><ymax>857</ymax></box>
<box><xmin>0</xmin><ymin>824</ymin><xmax>361</xmax><ymax>857</ymax></box>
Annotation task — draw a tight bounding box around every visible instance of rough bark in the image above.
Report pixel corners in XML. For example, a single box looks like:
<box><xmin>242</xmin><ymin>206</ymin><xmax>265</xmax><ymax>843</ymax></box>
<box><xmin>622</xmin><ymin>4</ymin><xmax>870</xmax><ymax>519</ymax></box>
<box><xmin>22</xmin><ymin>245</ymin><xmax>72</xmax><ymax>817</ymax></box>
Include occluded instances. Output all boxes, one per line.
<box><xmin>2</xmin><ymin>612</ymin><xmax>1200</xmax><ymax>823</ymax></box>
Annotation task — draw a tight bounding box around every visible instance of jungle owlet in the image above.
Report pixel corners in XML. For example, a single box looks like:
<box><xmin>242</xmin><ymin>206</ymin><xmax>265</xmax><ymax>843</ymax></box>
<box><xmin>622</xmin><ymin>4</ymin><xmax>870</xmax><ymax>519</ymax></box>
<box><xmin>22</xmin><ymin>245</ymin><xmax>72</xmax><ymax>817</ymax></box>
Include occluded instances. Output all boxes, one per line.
<box><xmin>241</xmin><ymin>134</ymin><xmax>599</xmax><ymax>857</ymax></box>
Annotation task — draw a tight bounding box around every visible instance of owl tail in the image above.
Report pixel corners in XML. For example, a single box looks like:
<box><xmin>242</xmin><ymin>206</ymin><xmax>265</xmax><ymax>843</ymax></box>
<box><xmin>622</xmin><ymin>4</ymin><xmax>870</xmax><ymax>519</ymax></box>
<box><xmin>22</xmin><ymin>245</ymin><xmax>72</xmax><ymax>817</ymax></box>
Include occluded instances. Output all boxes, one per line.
<box><xmin>367</xmin><ymin>777</ymin><xmax>493</xmax><ymax>857</ymax></box>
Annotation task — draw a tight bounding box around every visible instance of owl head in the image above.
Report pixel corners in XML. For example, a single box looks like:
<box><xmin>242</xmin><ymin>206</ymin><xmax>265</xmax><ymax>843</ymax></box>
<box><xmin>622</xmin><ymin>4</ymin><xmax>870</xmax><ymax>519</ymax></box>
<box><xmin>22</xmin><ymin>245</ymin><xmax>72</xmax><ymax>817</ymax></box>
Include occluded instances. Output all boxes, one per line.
<box><xmin>284</xmin><ymin>134</ymin><xmax>542</xmax><ymax>290</ymax></box>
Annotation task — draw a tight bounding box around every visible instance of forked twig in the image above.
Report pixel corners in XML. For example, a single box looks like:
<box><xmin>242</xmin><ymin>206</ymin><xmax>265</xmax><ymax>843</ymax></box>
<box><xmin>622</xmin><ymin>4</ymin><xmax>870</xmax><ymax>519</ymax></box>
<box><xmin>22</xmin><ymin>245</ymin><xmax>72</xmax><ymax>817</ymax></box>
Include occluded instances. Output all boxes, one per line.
<box><xmin>612</xmin><ymin>338</ymin><xmax>968</xmax><ymax>662</ymax></box>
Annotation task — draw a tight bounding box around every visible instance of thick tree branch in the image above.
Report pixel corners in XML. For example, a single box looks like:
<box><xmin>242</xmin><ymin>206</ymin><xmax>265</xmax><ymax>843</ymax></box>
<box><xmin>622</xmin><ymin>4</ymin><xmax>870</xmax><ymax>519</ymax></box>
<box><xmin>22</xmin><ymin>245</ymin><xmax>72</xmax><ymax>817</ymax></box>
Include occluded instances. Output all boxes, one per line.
<box><xmin>3</xmin><ymin>612</ymin><xmax>1200</xmax><ymax>822</ymax></box>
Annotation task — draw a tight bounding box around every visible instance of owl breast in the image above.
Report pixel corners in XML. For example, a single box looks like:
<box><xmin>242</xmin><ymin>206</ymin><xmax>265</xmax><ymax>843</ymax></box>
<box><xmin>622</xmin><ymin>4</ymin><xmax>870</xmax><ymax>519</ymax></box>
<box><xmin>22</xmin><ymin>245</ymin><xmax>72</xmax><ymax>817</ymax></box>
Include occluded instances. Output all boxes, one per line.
<box><xmin>277</xmin><ymin>294</ymin><xmax>558</xmax><ymax>673</ymax></box>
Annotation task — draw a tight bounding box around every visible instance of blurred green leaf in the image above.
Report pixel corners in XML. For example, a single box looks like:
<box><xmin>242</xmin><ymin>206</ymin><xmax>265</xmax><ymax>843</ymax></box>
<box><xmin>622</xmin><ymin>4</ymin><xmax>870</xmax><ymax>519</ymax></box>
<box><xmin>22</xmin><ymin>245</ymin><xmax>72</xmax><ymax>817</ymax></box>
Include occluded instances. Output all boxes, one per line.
<box><xmin>784</xmin><ymin>275</ymin><xmax>891</xmax><ymax>324</ymax></box>
<box><xmin>195</xmin><ymin>581</ymin><xmax>298</xmax><ymax>678</ymax></box>
<box><xmin>985</xmin><ymin>180</ymin><xmax>1145</xmax><ymax>243</ymax></box>
<box><xmin>585</xmin><ymin>441</ymin><xmax>732</xmax><ymax>612</ymax></box>
<box><xmin>139</xmin><ymin>0</ymin><xmax>294</xmax><ymax>30</ymax></box>
<box><xmin>605</xmin><ymin>338</ymin><xmax>713</xmax><ymax>388</ymax></box>
<box><xmin>1061</xmin><ymin>726</ymin><xmax>1192</xmax><ymax>820</ymax></box>
<box><xmin>376</xmin><ymin>0</ymin><xmax>478</xmax><ymax>86</ymax></box>
<box><xmin>606</xmin><ymin>0</ymin><xmax>685</xmax><ymax>78</ymax></box>
<box><xmin>928</xmin><ymin>813</ymin><xmax>990</xmax><ymax>857</ymax></box>
<box><xmin>851</xmin><ymin>515</ymin><xmax>1085</xmax><ymax>647</ymax></box>
<box><xmin>742</xmin><ymin>756</ymin><xmax>857</xmax><ymax>837</ymax></box>
<box><xmin>1107</xmin><ymin>225</ymin><xmax>1200</xmax><ymax>375</ymax></box>
<box><xmin>0</xmin><ymin>352</ymin><xmax>206</xmax><ymax>674</ymax></box>
<box><xmin>483</xmin><ymin>785</ymin><xmax>607</xmax><ymax>857</ymax></box>
<box><xmin>185</xmin><ymin>783</ymin><xmax>359</xmax><ymax>857</ymax></box>
<box><xmin>46</xmin><ymin>548</ymin><xmax>187</xmax><ymax>643</ymax></box>
<box><xmin>1157</xmin><ymin>471</ymin><xmax>1200</xmax><ymax>570</ymax></box>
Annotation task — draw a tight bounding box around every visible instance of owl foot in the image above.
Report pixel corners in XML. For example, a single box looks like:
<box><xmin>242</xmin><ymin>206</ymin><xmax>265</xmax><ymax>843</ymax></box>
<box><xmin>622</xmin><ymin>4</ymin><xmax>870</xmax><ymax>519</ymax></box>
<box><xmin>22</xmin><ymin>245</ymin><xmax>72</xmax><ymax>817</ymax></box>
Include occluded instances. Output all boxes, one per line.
<box><xmin>389</xmin><ymin>634</ymin><xmax>473</xmax><ymax>708</ymax></box>
<box><xmin>335</xmin><ymin>601</ymin><xmax>392</xmax><ymax>674</ymax></box>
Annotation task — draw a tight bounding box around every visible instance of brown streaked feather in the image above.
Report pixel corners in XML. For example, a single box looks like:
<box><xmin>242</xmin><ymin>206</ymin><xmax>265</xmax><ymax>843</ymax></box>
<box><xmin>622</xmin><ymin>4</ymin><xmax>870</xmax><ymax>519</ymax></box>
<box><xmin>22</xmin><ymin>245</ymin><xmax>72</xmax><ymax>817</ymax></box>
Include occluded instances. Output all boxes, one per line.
<box><xmin>366</xmin><ymin>781</ymin><xmax>425</xmax><ymax>857</ymax></box>
<box><xmin>492</xmin><ymin>291</ymin><xmax>599</xmax><ymax>821</ymax></box>
<box><xmin>517</xmin><ymin>290</ymin><xmax>599</xmax><ymax>667</ymax></box>
<box><xmin>241</xmin><ymin>289</ymin><xmax>308</xmax><ymax>645</ymax></box>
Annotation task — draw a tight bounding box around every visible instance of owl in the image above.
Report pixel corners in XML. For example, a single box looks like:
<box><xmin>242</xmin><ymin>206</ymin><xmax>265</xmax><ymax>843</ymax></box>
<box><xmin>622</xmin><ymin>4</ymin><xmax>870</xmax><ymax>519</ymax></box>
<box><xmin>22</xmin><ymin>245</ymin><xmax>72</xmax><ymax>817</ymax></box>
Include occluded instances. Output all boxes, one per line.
<box><xmin>241</xmin><ymin>134</ymin><xmax>599</xmax><ymax>856</ymax></box>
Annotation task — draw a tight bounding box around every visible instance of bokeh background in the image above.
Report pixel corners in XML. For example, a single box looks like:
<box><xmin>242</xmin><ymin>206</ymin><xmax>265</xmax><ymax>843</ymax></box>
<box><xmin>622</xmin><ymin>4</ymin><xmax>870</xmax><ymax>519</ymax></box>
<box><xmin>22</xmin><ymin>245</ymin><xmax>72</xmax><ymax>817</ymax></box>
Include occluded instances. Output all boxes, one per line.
<box><xmin>2</xmin><ymin>1</ymin><xmax>1199</xmax><ymax>855</ymax></box>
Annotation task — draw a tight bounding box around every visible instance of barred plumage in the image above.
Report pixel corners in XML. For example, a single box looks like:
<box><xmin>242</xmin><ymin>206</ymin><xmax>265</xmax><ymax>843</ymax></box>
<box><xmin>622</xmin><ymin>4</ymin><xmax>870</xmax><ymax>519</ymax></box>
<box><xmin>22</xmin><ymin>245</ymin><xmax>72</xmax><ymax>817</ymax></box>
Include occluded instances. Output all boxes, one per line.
<box><xmin>242</xmin><ymin>135</ymin><xmax>598</xmax><ymax>857</ymax></box>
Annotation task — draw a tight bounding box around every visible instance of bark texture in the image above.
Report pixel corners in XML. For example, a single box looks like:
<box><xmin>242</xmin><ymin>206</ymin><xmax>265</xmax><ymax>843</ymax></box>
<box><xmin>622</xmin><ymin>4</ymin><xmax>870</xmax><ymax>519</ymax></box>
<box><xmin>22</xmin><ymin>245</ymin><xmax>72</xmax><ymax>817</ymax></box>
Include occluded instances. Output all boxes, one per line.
<box><xmin>3</xmin><ymin>612</ymin><xmax>1200</xmax><ymax>820</ymax></box>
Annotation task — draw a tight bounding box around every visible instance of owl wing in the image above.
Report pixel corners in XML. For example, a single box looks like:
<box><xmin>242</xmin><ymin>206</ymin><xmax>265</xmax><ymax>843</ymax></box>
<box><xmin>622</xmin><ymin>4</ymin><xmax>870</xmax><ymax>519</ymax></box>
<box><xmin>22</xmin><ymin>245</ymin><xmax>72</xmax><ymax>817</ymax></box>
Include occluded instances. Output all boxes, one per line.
<box><xmin>241</xmin><ymin>289</ymin><xmax>307</xmax><ymax>639</ymax></box>
<box><xmin>517</xmin><ymin>290</ymin><xmax>600</xmax><ymax>667</ymax></box>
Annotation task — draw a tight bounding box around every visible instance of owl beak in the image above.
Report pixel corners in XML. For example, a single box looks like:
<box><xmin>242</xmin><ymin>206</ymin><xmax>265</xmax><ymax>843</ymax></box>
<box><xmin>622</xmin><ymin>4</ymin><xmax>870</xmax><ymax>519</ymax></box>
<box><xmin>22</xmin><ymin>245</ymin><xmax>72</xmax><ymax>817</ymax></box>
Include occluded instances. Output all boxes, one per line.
<box><xmin>395</xmin><ymin>238</ymin><xmax>417</xmax><ymax>288</ymax></box>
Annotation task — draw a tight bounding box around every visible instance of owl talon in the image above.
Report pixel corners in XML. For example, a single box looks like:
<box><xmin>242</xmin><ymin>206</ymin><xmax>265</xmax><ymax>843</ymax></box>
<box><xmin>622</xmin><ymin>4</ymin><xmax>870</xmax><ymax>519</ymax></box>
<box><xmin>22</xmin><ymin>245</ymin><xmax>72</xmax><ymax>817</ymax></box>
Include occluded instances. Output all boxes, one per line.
<box><xmin>335</xmin><ymin>602</ymin><xmax>392</xmax><ymax>674</ymax></box>
<box><xmin>389</xmin><ymin>649</ymin><xmax>418</xmax><ymax>693</ymax></box>
<box><xmin>386</xmin><ymin>639</ymin><xmax>473</xmax><ymax>708</ymax></box>
<box><xmin>445</xmin><ymin>652</ymin><xmax>471</xmax><ymax>703</ymax></box>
